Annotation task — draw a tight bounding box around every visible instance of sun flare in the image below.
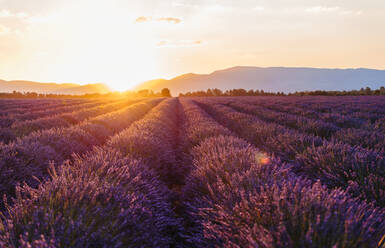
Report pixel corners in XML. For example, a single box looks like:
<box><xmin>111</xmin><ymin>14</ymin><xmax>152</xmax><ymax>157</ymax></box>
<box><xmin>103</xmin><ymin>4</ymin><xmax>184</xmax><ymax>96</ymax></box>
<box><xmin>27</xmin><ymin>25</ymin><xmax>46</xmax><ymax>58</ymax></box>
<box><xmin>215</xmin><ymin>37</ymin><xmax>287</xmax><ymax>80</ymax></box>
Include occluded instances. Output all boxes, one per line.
<box><xmin>1</xmin><ymin>0</ymin><xmax>385</xmax><ymax>94</ymax></box>
<box><xmin>1</xmin><ymin>1</ymin><xmax>162</xmax><ymax>92</ymax></box>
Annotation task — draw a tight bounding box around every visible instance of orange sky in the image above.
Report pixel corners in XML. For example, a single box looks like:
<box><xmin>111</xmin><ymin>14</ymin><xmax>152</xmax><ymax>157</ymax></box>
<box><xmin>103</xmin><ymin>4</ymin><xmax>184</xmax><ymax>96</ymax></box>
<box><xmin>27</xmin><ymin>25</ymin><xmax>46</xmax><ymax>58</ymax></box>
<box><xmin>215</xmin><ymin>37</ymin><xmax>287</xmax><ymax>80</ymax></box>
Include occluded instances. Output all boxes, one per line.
<box><xmin>0</xmin><ymin>0</ymin><xmax>385</xmax><ymax>90</ymax></box>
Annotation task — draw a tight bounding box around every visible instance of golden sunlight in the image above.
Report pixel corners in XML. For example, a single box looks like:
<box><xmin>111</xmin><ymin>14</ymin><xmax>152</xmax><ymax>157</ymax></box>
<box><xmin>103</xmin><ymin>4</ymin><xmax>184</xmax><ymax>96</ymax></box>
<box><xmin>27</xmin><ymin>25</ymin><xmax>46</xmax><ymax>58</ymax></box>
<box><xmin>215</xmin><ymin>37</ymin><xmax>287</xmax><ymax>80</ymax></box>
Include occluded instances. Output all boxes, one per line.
<box><xmin>2</xmin><ymin>1</ymin><xmax>162</xmax><ymax>91</ymax></box>
<box><xmin>1</xmin><ymin>0</ymin><xmax>385</xmax><ymax>94</ymax></box>
<box><xmin>0</xmin><ymin>1</ymin><xmax>385</xmax><ymax>247</ymax></box>
<box><xmin>101</xmin><ymin>43</ymin><xmax>160</xmax><ymax>91</ymax></box>
<box><xmin>60</xmin><ymin>2</ymin><xmax>161</xmax><ymax>91</ymax></box>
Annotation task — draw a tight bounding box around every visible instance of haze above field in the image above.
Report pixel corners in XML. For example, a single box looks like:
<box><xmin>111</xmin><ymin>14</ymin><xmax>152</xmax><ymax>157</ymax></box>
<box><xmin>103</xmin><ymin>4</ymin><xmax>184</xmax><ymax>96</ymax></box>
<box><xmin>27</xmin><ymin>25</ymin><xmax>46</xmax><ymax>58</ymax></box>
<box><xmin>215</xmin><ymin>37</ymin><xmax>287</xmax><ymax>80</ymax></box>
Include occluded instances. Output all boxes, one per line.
<box><xmin>0</xmin><ymin>0</ymin><xmax>385</xmax><ymax>91</ymax></box>
<box><xmin>135</xmin><ymin>67</ymin><xmax>385</xmax><ymax>95</ymax></box>
<box><xmin>0</xmin><ymin>80</ymin><xmax>110</xmax><ymax>95</ymax></box>
<box><xmin>2</xmin><ymin>66</ymin><xmax>385</xmax><ymax>95</ymax></box>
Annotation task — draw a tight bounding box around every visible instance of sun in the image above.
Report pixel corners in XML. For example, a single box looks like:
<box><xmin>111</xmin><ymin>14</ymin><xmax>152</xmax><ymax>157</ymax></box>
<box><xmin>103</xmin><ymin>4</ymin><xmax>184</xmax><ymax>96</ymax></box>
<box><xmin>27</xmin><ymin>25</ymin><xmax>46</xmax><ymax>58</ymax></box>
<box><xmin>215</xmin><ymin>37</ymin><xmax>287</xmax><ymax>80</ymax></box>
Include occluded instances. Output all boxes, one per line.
<box><xmin>46</xmin><ymin>42</ymin><xmax>158</xmax><ymax>92</ymax></box>
<box><xmin>105</xmin><ymin>59</ymin><xmax>160</xmax><ymax>92</ymax></box>
<box><xmin>21</xmin><ymin>1</ymin><xmax>161</xmax><ymax>92</ymax></box>
<box><xmin>105</xmin><ymin>49</ymin><xmax>159</xmax><ymax>92</ymax></box>
<box><xmin>99</xmin><ymin>36</ymin><xmax>160</xmax><ymax>92</ymax></box>
<box><xmin>82</xmin><ymin>32</ymin><xmax>160</xmax><ymax>92</ymax></box>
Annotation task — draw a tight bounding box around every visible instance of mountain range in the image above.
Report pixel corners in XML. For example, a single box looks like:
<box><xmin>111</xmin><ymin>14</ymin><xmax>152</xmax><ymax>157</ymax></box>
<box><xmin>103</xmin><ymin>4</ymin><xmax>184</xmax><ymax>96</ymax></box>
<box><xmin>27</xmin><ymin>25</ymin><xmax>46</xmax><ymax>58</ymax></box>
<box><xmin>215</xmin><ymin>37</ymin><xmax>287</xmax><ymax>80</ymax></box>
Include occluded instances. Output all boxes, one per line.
<box><xmin>135</xmin><ymin>66</ymin><xmax>385</xmax><ymax>95</ymax></box>
<box><xmin>0</xmin><ymin>80</ymin><xmax>110</xmax><ymax>95</ymax></box>
<box><xmin>2</xmin><ymin>67</ymin><xmax>385</xmax><ymax>95</ymax></box>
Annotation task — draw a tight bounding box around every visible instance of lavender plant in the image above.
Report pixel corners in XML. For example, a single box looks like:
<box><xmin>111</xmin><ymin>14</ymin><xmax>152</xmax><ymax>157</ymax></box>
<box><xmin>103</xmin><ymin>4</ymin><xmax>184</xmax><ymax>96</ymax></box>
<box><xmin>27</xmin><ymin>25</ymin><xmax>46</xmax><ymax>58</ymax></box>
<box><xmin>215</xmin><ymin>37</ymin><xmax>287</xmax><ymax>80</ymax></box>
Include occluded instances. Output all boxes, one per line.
<box><xmin>0</xmin><ymin>147</ymin><xmax>179</xmax><ymax>247</ymax></box>
<box><xmin>0</xmin><ymin>99</ymin><xmax>161</xmax><ymax>206</ymax></box>
<box><xmin>185</xmin><ymin>135</ymin><xmax>385</xmax><ymax>247</ymax></box>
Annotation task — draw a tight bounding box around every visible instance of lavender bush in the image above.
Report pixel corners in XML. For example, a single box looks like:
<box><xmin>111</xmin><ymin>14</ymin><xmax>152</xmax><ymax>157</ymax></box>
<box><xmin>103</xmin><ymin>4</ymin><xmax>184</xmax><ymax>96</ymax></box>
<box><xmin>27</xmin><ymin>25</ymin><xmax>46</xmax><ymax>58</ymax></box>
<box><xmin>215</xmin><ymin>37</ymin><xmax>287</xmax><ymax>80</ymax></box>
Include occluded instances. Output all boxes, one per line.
<box><xmin>8</xmin><ymin>100</ymin><xmax>132</xmax><ymax>140</ymax></box>
<box><xmin>185</xmin><ymin>135</ymin><xmax>385</xmax><ymax>247</ymax></box>
<box><xmin>0</xmin><ymin>147</ymin><xmax>179</xmax><ymax>247</ymax></box>
<box><xmin>1</xmin><ymin>96</ymin><xmax>384</xmax><ymax>247</ymax></box>
<box><xmin>108</xmin><ymin>98</ymin><xmax>184</xmax><ymax>185</ymax></box>
<box><xmin>0</xmin><ymin>99</ymin><xmax>161</xmax><ymax>206</ymax></box>
<box><xmin>196</xmin><ymin>98</ymin><xmax>385</xmax><ymax>206</ymax></box>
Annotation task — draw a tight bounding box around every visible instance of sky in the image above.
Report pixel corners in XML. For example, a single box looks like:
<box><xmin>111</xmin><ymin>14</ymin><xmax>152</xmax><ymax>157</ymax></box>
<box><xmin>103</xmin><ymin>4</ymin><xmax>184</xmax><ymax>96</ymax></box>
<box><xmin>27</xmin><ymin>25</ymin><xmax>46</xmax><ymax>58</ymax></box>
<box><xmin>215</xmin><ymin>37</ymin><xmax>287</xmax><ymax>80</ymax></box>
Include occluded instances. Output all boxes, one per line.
<box><xmin>0</xmin><ymin>0</ymin><xmax>384</xmax><ymax>90</ymax></box>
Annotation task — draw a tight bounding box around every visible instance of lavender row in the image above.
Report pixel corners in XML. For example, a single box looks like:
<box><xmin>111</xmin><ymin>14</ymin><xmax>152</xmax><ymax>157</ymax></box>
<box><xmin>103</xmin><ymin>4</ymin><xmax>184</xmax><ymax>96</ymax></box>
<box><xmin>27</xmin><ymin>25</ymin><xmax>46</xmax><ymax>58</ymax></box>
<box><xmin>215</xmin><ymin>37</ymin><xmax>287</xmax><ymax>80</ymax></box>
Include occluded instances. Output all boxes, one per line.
<box><xmin>0</xmin><ymin>99</ymin><xmax>115</xmax><ymax>128</ymax></box>
<box><xmin>180</xmin><ymin>98</ymin><xmax>233</xmax><ymax>150</ymax></box>
<box><xmin>229</xmin><ymin>97</ymin><xmax>385</xmax><ymax>154</ymax></box>
<box><xmin>195</xmin><ymin>100</ymin><xmax>385</xmax><ymax>207</ymax></box>
<box><xmin>179</xmin><ymin>98</ymin><xmax>234</xmax><ymax>245</ymax></box>
<box><xmin>107</xmin><ymin>98</ymin><xmax>185</xmax><ymax>185</ymax></box>
<box><xmin>179</xmin><ymin>99</ymin><xmax>385</xmax><ymax>247</ymax></box>
<box><xmin>227</xmin><ymin>100</ymin><xmax>338</xmax><ymax>138</ymax></box>
<box><xmin>0</xmin><ymin>98</ymin><xmax>74</xmax><ymax>113</ymax></box>
<box><xmin>240</xmin><ymin>96</ymin><xmax>385</xmax><ymax>129</ymax></box>
<box><xmin>0</xmin><ymin>148</ymin><xmax>178</xmax><ymax>247</ymax></box>
<box><xmin>333</xmin><ymin>127</ymin><xmax>385</xmax><ymax>154</ymax></box>
<box><xmin>0</xmin><ymin>99</ymin><xmax>162</xmax><ymax>206</ymax></box>
<box><xmin>0</xmin><ymin>98</ymin><xmax>182</xmax><ymax>247</ymax></box>
<box><xmin>240</xmin><ymin>96</ymin><xmax>385</xmax><ymax>116</ymax></box>
<box><xmin>0</xmin><ymin>98</ymin><xmax>92</xmax><ymax>116</ymax></box>
<box><xmin>0</xmin><ymin>99</ymin><xmax>134</xmax><ymax>143</ymax></box>
<box><xmin>237</xmin><ymin>97</ymin><xmax>385</xmax><ymax>143</ymax></box>
<box><xmin>106</xmin><ymin>98</ymin><xmax>187</xmax><ymax>242</ymax></box>
<box><xmin>186</xmin><ymin>136</ymin><xmax>384</xmax><ymax>247</ymax></box>
<box><xmin>226</xmin><ymin>100</ymin><xmax>385</xmax><ymax>154</ymax></box>
<box><xmin>0</xmin><ymin>100</ymin><xmax>101</xmax><ymax>131</ymax></box>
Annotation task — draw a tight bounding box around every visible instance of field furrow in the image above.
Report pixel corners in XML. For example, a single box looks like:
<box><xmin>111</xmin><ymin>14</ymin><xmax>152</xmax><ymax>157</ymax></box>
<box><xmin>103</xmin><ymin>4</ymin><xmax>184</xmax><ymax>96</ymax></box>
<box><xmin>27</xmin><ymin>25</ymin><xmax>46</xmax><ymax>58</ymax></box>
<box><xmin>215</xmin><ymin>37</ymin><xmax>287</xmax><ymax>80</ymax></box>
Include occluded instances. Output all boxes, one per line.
<box><xmin>0</xmin><ymin>99</ymin><xmax>116</xmax><ymax>126</ymax></box>
<box><xmin>0</xmin><ymin>99</ymin><xmax>92</xmax><ymax>116</ymax></box>
<box><xmin>0</xmin><ymin>96</ymin><xmax>384</xmax><ymax>248</ymax></box>
<box><xmin>0</xmin><ymin>98</ymin><xmax>162</xmax><ymax>206</ymax></box>
<box><xmin>194</xmin><ymin>99</ymin><xmax>385</xmax><ymax>207</ymax></box>
<box><xmin>180</xmin><ymin>98</ymin><xmax>385</xmax><ymax>247</ymax></box>
<box><xmin>225</xmin><ymin>99</ymin><xmax>385</xmax><ymax>154</ymax></box>
<box><xmin>0</xmin><ymin>99</ymin><xmax>137</xmax><ymax>143</ymax></box>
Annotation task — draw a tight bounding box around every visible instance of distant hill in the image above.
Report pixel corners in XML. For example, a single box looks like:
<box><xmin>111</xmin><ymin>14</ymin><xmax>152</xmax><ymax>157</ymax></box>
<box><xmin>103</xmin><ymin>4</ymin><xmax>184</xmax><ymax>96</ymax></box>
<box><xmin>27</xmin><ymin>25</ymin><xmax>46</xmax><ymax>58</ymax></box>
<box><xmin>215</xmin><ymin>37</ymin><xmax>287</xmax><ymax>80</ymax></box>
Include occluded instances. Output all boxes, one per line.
<box><xmin>135</xmin><ymin>67</ymin><xmax>385</xmax><ymax>95</ymax></box>
<box><xmin>0</xmin><ymin>80</ymin><xmax>110</xmax><ymax>95</ymax></box>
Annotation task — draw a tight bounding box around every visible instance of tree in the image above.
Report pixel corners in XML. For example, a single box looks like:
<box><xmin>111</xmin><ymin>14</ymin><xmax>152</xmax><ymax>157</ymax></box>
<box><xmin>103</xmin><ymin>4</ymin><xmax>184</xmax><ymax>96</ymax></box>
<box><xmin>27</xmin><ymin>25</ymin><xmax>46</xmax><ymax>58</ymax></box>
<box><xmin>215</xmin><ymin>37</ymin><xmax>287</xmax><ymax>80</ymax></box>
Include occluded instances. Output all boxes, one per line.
<box><xmin>138</xmin><ymin>89</ymin><xmax>149</xmax><ymax>97</ymax></box>
<box><xmin>206</xmin><ymin>89</ymin><xmax>214</xmax><ymax>96</ymax></box>
<box><xmin>365</xmin><ymin>87</ymin><xmax>372</xmax><ymax>95</ymax></box>
<box><xmin>380</xmin><ymin>86</ymin><xmax>385</xmax><ymax>95</ymax></box>
<box><xmin>212</xmin><ymin>88</ymin><xmax>223</xmax><ymax>96</ymax></box>
<box><xmin>161</xmin><ymin>88</ymin><xmax>171</xmax><ymax>97</ymax></box>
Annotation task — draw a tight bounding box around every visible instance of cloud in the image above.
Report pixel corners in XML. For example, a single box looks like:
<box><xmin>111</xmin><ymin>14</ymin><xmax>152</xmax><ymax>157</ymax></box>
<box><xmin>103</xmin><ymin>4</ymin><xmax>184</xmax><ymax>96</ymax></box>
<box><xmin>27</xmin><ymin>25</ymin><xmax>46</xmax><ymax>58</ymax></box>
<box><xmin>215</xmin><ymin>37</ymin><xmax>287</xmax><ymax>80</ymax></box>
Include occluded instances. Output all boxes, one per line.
<box><xmin>135</xmin><ymin>16</ymin><xmax>181</xmax><ymax>24</ymax></box>
<box><xmin>306</xmin><ymin>6</ymin><xmax>340</xmax><ymax>13</ymax></box>
<box><xmin>0</xmin><ymin>9</ymin><xmax>28</xmax><ymax>18</ymax></box>
<box><xmin>305</xmin><ymin>6</ymin><xmax>362</xmax><ymax>15</ymax></box>
<box><xmin>135</xmin><ymin>16</ymin><xmax>151</xmax><ymax>23</ymax></box>
<box><xmin>204</xmin><ymin>4</ymin><xmax>233</xmax><ymax>13</ymax></box>
<box><xmin>157</xmin><ymin>40</ymin><xmax>202</xmax><ymax>47</ymax></box>
<box><xmin>253</xmin><ymin>6</ymin><xmax>265</xmax><ymax>12</ymax></box>
<box><xmin>0</xmin><ymin>9</ymin><xmax>12</xmax><ymax>17</ymax></box>
<box><xmin>172</xmin><ymin>2</ymin><xmax>198</xmax><ymax>8</ymax></box>
<box><xmin>0</xmin><ymin>24</ymin><xmax>10</xmax><ymax>35</ymax></box>
<box><xmin>157</xmin><ymin>17</ymin><xmax>181</xmax><ymax>24</ymax></box>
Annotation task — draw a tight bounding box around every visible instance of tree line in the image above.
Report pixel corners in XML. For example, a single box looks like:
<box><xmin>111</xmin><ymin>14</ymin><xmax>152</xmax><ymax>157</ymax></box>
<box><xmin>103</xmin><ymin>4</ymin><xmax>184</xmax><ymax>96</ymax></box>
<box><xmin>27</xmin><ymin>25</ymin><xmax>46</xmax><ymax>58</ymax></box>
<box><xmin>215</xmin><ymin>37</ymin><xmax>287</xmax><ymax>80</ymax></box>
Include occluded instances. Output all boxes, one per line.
<box><xmin>0</xmin><ymin>88</ymin><xmax>172</xmax><ymax>98</ymax></box>
<box><xmin>2</xmin><ymin>86</ymin><xmax>385</xmax><ymax>98</ymax></box>
<box><xmin>179</xmin><ymin>86</ymin><xmax>385</xmax><ymax>97</ymax></box>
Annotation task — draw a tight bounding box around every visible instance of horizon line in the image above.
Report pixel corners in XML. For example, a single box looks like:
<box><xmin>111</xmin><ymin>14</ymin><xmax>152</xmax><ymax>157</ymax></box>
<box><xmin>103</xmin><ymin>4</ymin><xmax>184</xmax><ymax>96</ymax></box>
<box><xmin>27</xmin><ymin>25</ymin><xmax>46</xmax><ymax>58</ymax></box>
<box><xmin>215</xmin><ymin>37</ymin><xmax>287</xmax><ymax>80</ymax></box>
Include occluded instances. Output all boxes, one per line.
<box><xmin>2</xmin><ymin>65</ymin><xmax>385</xmax><ymax>86</ymax></box>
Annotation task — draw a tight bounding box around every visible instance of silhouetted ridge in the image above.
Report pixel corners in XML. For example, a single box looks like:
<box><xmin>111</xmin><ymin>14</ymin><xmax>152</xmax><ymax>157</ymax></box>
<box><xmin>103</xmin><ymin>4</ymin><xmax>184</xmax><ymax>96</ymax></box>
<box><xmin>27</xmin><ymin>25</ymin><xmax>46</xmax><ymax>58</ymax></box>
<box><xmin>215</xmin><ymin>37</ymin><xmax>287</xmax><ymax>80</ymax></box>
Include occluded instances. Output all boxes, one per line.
<box><xmin>135</xmin><ymin>66</ymin><xmax>385</xmax><ymax>95</ymax></box>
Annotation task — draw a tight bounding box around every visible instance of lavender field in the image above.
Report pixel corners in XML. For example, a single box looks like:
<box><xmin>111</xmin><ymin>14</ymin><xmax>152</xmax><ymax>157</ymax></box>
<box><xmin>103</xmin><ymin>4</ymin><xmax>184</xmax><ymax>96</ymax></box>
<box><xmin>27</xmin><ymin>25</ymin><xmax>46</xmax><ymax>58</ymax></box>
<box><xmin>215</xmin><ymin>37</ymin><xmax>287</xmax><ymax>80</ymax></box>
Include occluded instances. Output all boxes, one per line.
<box><xmin>0</xmin><ymin>96</ymin><xmax>384</xmax><ymax>247</ymax></box>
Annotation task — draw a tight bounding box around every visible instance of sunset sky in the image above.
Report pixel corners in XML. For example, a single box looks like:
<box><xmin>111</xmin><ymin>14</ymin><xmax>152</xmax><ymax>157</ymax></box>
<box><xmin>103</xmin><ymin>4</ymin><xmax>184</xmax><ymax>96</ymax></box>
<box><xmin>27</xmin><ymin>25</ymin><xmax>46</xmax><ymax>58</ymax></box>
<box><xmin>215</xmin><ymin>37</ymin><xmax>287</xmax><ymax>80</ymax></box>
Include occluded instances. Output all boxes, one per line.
<box><xmin>1</xmin><ymin>0</ymin><xmax>384</xmax><ymax>90</ymax></box>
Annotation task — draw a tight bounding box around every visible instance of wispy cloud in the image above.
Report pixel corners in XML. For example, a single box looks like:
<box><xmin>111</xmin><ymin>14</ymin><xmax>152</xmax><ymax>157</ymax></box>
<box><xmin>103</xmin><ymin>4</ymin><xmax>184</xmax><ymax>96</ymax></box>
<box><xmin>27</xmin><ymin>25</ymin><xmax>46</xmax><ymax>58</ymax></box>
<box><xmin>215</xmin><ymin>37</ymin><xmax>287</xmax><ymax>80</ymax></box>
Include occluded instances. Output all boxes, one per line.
<box><xmin>135</xmin><ymin>16</ymin><xmax>181</xmax><ymax>24</ymax></box>
<box><xmin>157</xmin><ymin>40</ymin><xmax>202</xmax><ymax>47</ymax></box>
<box><xmin>157</xmin><ymin>17</ymin><xmax>181</xmax><ymax>24</ymax></box>
<box><xmin>135</xmin><ymin>16</ymin><xmax>151</xmax><ymax>23</ymax></box>
<box><xmin>172</xmin><ymin>2</ymin><xmax>198</xmax><ymax>8</ymax></box>
<box><xmin>0</xmin><ymin>24</ymin><xmax>10</xmax><ymax>35</ymax></box>
<box><xmin>306</xmin><ymin>6</ymin><xmax>340</xmax><ymax>13</ymax></box>
<box><xmin>305</xmin><ymin>6</ymin><xmax>362</xmax><ymax>15</ymax></box>
<box><xmin>0</xmin><ymin>9</ymin><xmax>28</xmax><ymax>18</ymax></box>
<box><xmin>253</xmin><ymin>6</ymin><xmax>265</xmax><ymax>12</ymax></box>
